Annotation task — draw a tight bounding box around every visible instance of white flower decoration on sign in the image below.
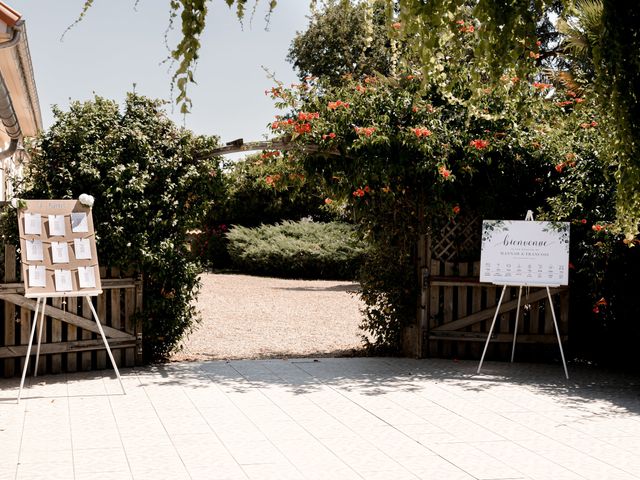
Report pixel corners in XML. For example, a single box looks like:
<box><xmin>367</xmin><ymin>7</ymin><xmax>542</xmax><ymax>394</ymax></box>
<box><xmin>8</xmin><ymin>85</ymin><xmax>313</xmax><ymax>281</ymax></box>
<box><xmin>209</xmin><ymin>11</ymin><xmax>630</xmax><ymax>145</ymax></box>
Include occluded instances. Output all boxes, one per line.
<box><xmin>79</xmin><ymin>194</ymin><xmax>95</xmax><ymax>208</ymax></box>
<box><xmin>10</xmin><ymin>198</ymin><xmax>26</xmax><ymax>209</ymax></box>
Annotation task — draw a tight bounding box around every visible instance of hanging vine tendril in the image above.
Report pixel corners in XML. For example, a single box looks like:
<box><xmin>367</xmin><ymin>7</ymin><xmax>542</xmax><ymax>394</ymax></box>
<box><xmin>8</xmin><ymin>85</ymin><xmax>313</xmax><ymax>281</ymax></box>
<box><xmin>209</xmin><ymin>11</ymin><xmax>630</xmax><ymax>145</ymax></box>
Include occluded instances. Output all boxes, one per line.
<box><xmin>68</xmin><ymin>0</ymin><xmax>278</xmax><ymax>114</ymax></box>
<box><xmin>64</xmin><ymin>0</ymin><xmax>639</xmax><ymax>238</ymax></box>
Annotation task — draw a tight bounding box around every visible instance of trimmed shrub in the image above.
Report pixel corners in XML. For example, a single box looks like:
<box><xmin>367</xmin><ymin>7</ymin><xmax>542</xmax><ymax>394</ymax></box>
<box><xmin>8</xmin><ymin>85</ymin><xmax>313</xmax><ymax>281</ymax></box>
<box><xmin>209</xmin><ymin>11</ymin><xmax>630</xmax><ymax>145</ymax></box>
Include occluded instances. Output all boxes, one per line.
<box><xmin>197</xmin><ymin>152</ymin><xmax>337</xmax><ymax>269</ymax></box>
<box><xmin>226</xmin><ymin>220</ymin><xmax>366</xmax><ymax>280</ymax></box>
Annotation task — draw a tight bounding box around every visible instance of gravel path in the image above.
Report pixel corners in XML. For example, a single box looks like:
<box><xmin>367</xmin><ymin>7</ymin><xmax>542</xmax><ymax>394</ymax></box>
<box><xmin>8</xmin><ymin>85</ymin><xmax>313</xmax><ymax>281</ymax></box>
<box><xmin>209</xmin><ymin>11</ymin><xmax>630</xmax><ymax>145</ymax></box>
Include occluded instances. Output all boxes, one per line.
<box><xmin>171</xmin><ymin>273</ymin><xmax>367</xmax><ymax>361</ymax></box>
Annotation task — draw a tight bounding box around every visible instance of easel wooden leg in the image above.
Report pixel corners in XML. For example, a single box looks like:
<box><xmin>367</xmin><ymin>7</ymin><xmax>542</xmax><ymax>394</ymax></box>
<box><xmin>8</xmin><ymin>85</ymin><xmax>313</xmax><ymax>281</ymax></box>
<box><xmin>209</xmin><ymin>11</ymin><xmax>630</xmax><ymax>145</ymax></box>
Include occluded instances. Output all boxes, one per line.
<box><xmin>477</xmin><ymin>285</ymin><xmax>507</xmax><ymax>374</ymax></box>
<box><xmin>34</xmin><ymin>298</ymin><xmax>47</xmax><ymax>377</ymax></box>
<box><xmin>18</xmin><ymin>297</ymin><xmax>43</xmax><ymax>403</ymax></box>
<box><xmin>510</xmin><ymin>287</ymin><xmax>523</xmax><ymax>363</ymax></box>
<box><xmin>84</xmin><ymin>296</ymin><xmax>126</xmax><ymax>394</ymax></box>
<box><xmin>546</xmin><ymin>287</ymin><xmax>569</xmax><ymax>379</ymax></box>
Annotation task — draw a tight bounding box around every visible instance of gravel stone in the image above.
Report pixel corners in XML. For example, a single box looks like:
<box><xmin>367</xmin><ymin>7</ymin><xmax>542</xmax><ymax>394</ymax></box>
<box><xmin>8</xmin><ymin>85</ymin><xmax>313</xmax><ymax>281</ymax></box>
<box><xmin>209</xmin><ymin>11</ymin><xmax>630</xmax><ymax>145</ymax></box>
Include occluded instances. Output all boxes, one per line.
<box><xmin>171</xmin><ymin>273</ymin><xmax>367</xmax><ymax>361</ymax></box>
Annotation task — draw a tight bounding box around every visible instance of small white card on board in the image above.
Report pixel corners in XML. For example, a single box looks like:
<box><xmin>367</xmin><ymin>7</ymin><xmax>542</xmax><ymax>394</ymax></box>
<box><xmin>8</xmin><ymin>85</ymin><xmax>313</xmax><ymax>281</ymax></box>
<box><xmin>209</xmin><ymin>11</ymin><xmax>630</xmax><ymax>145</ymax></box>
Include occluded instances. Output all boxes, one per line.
<box><xmin>78</xmin><ymin>267</ymin><xmax>96</xmax><ymax>288</ymax></box>
<box><xmin>28</xmin><ymin>265</ymin><xmax>46</xmax><ymax>287</ymax></box>
<box><xmin>71</xmin><ymin>212</ymin><xmax>88</xmax><ymax>233</ymax></box>
<box><xmin>54</xmin><ymin>269</ymin><xmax>73</xmax><ymax>292</ymax></box>
<box><xmin>73</xmin><ymin>237</ymin><xmax>92</xmax><ymax>260</ymax></box>
<box><xmin>77</xmin><ymin>266</ymin><xmax>96</xmax><ymax>289</ymax></box>
<box><xmin>48</xmin><ymin>214</ymin><xmax>66</xmax><ymax>236</ymax></box>
<box><xmin>51</xmin><ymin>241</ymin><xmax>70</xmax><ymax>264</ymax></box>
<box><xmin>25</xmin><ymin>239</ymin><xmax>44</xmax><ymax>261</ymax></box>
<box><xmin>24</xmin><ymin>213</ymin><xmax>41</xmax><ymax>235</ymax></box>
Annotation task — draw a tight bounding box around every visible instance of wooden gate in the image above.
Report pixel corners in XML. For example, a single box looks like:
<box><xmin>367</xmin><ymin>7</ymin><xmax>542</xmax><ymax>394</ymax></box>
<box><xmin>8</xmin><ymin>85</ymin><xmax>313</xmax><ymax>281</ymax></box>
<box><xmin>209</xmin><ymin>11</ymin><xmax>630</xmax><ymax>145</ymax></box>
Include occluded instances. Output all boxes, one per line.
<box><xmin>413</xmin><ymin>217</ymin><xmax>569</xmax><ymax>360</ymax></box>
<box><xmin>0</xmin><ymin>245</ymin><xmax>143</xmax><ymax>377</ymax></box>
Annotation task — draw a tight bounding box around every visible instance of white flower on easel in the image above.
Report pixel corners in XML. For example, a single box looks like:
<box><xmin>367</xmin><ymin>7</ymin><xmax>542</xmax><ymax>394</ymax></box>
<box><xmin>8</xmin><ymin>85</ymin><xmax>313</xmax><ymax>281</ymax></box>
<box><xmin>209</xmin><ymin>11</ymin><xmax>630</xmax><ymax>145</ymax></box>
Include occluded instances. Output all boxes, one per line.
<box><xmin>79</xmin><ymin>194</ymin><xmax>95</xmax><ymax>208</ymax></box>
<box><xmin>10</xmin><ymin>197</ymin><xmax>27</xmax><ymax>209</ymax></box>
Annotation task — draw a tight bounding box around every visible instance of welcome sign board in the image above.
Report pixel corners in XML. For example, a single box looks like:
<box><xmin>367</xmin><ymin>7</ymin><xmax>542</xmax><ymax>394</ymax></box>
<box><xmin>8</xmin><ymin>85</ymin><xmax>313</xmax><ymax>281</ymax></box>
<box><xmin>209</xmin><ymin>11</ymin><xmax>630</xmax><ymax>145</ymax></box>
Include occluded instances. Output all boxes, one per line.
<box><xmin>480</xmin><ymin>220</ymin><xmax>570</xmax><ymax>286</ymax></box>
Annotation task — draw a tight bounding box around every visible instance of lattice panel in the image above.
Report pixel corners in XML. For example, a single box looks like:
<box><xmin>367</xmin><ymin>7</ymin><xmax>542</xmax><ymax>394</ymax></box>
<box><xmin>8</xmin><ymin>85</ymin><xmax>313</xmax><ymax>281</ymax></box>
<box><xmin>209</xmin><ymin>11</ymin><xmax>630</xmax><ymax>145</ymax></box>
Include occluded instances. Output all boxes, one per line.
<box><xmin>431</xmin><ymin>216</ymin><xmax>481</xmax><ymax>262</ymax></box>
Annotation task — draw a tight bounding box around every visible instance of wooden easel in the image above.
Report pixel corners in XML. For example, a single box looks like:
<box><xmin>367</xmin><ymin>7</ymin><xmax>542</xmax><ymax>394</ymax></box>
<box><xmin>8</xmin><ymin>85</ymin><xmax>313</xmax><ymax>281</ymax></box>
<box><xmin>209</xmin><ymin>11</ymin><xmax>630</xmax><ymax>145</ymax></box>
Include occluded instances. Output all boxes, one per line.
<box><xmin>15</xmin><ymin>199</ymin><xmax>126</xmax><ymax>402</ymax></box>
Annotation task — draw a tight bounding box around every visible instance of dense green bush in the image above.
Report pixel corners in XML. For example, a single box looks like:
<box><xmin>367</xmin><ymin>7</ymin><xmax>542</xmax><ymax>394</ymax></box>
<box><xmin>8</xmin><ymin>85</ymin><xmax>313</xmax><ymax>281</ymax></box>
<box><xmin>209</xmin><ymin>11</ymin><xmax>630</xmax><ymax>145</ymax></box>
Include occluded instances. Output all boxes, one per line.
<box><xmin>267</xmin><ymin>68</ymin><xmax>564</xmax><ymax>350</ymax></box>
<box><xmin>8</xmin><ymin>93</ymin><xmax>223</xmax><ymax>360</ymax></box>
<box><xmin>539</xmin><ymin>96</ymin><xmax>640</xmax><ymax>366</ymax></box>
<box><xmin>226</xmin><ymin>220</ymin><xmax>366</xmax><ymax>280</ymax></box>
<box><xmin>197</xmin><ymin>152</ymin><xmax>337</xmax><ymax>269</ymax></box>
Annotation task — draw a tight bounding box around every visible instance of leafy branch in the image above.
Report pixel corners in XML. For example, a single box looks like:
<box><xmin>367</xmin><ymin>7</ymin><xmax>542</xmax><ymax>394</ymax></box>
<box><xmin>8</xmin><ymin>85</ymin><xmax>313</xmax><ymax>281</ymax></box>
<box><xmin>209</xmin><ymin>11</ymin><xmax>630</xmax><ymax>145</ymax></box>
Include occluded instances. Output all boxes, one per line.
<box><xmin>69</xmin><ymin>0</ymin><xmax>278</xmax><ymax>114</ymax></box>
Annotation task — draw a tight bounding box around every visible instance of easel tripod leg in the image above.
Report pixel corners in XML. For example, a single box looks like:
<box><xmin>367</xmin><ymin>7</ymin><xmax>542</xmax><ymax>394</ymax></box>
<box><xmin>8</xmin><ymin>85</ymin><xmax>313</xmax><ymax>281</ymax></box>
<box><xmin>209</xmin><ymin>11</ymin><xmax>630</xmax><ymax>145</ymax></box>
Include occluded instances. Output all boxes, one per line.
<box><xmin>546</xmin><ymin>287</ymin><xmax>569</xmax><ymax>379</ymax></box>
<box><xmin>84</xmin><ymin>296</ymin><xmax>126</xmax><ymax>394</ymax></box>
<box><xmin>477</xmin><ymin>285</ymin><xmax>507</xmax><ymax>374</ymax></box>
<box><xmin>17</xmin><ymin>298</ymin><xmax>42</xmax><ymax>403</ymax></box>
<box><xmin>511</xmin><ymin>287</ymin><xmax>523</xmax><ymax>363</ymax></box>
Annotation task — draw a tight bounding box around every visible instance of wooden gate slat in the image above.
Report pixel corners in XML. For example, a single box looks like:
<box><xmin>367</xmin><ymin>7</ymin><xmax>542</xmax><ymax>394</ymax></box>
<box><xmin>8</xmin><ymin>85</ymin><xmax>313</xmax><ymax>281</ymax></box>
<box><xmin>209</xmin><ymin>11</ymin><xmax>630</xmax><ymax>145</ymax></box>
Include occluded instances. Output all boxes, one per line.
<box><xmin>125</xmin><ymin>287</ymin><xmax>135</xmax><ymax>366</ymax></box>
<box><xmin>432</xmin><ymin>288</ymin><xmax>562</xmax><ymax>332</ymax></box>
<box><xmin>110</xmin><ymin>267</ymin><xmax>121</xmax><ymax>366</ymax></box>
<box><xmin>1</xmin><ymin>240</ymin><xmax>142</xmax><ymax>378</ymax></box>
<box><xmin>66</xmin><ymin>297</ymin><xmax>77</xmax><ymax>372</ymax></box>
<box><xmin>470</xmin><ymin>262</ymin><xmax>482</xmax><ymax>357</ymax></box>
<box><xmin>0</xmin><ymin>337</ymin><xmax>136</xmax><ymax>358</ymax></box>
<box><xmin>134</xmin><ymin>274</ymin><xmax>144</xmax><ymax>365</ymax></box>
<box><xmin>428</xmin><ymin>259</ymin><xmax>440</xmax><ymax>355</ymax></box>
<box><xmin>47</xmin><ymin>297</ymin><xmax>62</xmax><ymax>373</ymax></box>
<box><xmin>19</xmin><ymin>305</ymin><xmax>30</xmax><ymax>374</ymax></box>
<box><xmin>442</xmin><ymin>262</ymin><xmax>454</xmax><ymax>357</ymax></box>
<box><xmin>544</xmin><ymin>294</ymin><xmax>554</xmax><ymax>335</ymax></box>
<box><xmin>429</xmin><ymin>332</ymin><xmax>568</xmax><ymax>343</ymax></box>
<box><xmin>3</xmin><ymin>296</ymin><xmax>16</xmax><ymax>377</ymax></box>
<box><xmin>94</xmin><ymin>286</ymin><xmax>107</xmax><ymax>369</ymax></box>
<box><xmin>0</xmin><ymin>294</ymin><xmax>133</xmax><ymax>339</ymax></box>
<box><xmin>3</xmin><ymin>245</ymin><xmax>17</xmax><ymax>377</ymax></box>
<box><xmin>50</xmin><ymin>312</ymin><xmax>62</xmax><ymax>373</ymax></box>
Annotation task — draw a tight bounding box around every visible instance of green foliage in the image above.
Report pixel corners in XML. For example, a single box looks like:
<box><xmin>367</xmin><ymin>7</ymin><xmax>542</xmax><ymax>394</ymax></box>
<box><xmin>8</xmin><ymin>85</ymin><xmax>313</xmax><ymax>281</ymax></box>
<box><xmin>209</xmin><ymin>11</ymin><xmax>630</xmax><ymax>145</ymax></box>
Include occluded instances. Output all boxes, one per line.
<box><xmin>396</xmin><ymin>0</ymin><xmax>640</xmax><ymax>237</ymax></box>
<box><xmin>14</xmin><ymin>93</ymin><xmax>224</xmax><ymax>360</ymax></box>
<box><xmin>538</xmin><ymin>90</ymin><xmax>640</xmax><ymax>365</ymax></box>
<box><xmin>74</xmin><ymin>1</ymin><xmax>639</xmax><ymax>236</ymax></box>
<box><xmin>287</xmin><ymin>0</ymin><xmax>400</xmax><ymax>85</ymax></box>
<box><xmin>226</xmin><ymin>220</ymin><xmax>366</xmax><ymax>279</ymax></box>
<box><xmin>219</xmin><ymin>152</ymin><xmax>330</xmax><ymax>227</ymax></box>
<box><xmin>597</xmin><ymin>1</ymin><xmax>640</xmax><ymax>238</ymax></box>
<box><xmin>268</xmin><ymin>57</ymin><xmax>565</xmax><ymax>350</ymax></box>
<box><xmin>197</xmin><ymin>152</ymin><xmax>335</xmax><ymax>268</ymax></box>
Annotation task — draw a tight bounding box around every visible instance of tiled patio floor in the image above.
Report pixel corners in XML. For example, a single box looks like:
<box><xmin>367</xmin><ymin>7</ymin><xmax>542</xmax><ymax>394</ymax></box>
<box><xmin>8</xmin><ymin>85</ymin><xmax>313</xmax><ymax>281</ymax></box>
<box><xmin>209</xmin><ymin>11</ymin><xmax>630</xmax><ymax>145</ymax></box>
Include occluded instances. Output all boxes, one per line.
<box><xmin>1</xmin><ymin>358</ymin><xmax>640</xmax><ymax>480</ymax></box>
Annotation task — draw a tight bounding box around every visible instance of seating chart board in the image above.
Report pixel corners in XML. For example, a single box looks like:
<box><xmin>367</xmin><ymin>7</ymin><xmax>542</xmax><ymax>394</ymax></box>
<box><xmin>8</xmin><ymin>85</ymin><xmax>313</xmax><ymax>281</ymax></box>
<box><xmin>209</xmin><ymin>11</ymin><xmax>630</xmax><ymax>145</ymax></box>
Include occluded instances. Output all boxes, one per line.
<box><xmin>17</xmin><ymin>199</ymin><xmax>102</xmax><ymax>298</ymax></box>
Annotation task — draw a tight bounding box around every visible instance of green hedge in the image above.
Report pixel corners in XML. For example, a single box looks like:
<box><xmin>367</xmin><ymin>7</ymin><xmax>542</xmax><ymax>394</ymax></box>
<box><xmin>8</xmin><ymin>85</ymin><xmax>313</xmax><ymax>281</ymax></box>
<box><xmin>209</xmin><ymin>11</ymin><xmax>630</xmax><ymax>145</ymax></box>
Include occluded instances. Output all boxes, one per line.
<box><xmin>226</xmin><ymin>220</ymin><xmax>366</xmax><ymax>280</ymax></box>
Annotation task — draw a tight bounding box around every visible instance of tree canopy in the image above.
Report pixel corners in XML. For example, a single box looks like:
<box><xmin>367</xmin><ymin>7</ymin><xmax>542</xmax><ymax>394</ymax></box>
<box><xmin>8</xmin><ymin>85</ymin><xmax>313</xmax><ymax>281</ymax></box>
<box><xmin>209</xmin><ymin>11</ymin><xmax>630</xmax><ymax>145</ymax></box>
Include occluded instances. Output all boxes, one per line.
<box><xmin>287</xmin><ymin>0</ymin><xmax>397</xmax><ymax>84</ymax></box>
<box><xmin>266</xmin><ymin>0</ymin><xmax>635</xmax><ymax>353</ymax></box>
<box><xmin>15</xmin><ymin>93</ymin><xmax>223</xmax><ymax>359</ymax></box>
<box><xmin>74</xmin><ymin>0</ymin><xmax>639</xmax><ymax>236</ymax></box>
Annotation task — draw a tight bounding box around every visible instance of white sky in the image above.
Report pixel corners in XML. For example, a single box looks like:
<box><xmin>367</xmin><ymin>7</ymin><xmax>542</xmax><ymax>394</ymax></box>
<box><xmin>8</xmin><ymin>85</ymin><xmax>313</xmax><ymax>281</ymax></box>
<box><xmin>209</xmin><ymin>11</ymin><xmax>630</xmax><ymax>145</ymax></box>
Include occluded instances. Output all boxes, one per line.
<box><xmin>10</xmin><ymin>0</ymin><xmax>311</xmax><ymax>145</ymax></box>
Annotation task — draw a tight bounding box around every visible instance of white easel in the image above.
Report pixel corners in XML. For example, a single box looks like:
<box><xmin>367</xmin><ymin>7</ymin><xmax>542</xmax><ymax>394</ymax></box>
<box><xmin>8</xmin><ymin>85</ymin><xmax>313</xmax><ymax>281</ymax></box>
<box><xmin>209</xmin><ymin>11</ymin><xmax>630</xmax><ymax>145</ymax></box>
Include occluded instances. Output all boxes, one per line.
<box><xmin>17</xmin><ymin>295</ymin><xmax>126</xmax><ymax>403</ymax></box>
<box><xmin>476</xmin><ymin>211</ymin><xmax>569</xmax><ymax>379</ymax></box>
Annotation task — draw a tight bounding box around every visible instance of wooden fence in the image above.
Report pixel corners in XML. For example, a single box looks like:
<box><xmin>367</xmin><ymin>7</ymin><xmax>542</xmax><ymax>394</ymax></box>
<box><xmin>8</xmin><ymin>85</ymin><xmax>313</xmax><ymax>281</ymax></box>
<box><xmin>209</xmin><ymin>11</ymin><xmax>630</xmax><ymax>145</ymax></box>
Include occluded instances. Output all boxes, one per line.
<box><xmin>0</xmin><ymin>245</ymin><xmax>143</xmax><ymax>378</ymax></box>
<box><xmin>407</xmin><ymin>217</ymin><xmax>569</xmax><ymax>360</ymax></box>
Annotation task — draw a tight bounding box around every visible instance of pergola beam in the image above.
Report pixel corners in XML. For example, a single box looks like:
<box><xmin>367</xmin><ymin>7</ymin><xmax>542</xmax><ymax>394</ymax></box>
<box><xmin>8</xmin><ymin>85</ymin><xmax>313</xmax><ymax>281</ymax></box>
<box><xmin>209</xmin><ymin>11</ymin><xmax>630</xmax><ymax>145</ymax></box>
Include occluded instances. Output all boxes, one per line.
<box><xmin>202</xmin><ymin>138</ymin><xmax>341</xmax><ymax>158</ymax></box>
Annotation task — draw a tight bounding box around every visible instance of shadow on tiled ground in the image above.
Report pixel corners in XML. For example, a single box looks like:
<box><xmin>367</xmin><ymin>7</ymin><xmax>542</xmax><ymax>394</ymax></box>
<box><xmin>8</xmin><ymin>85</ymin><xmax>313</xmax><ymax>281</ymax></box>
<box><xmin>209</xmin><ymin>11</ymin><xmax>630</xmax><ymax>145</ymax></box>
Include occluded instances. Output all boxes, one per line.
<box><xmin>1</xmin><ymin>358</ymin><xmax>640</xmax><ymax>479</ymax></box>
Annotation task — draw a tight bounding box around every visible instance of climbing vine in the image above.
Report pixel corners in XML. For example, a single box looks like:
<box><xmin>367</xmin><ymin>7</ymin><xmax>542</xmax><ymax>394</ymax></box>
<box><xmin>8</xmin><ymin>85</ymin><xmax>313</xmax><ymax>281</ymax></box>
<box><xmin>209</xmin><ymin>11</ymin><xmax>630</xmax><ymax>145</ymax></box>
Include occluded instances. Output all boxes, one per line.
<box><xmin>70</xmin><ymin>1</ymin><xmax>637</xmax><ymax>236</ymax></box>
<box><xmin>265</xmin><ymin>58</ymin><xmax>564</xmax><ymax>350</ymax></box>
